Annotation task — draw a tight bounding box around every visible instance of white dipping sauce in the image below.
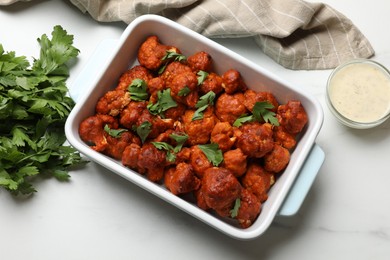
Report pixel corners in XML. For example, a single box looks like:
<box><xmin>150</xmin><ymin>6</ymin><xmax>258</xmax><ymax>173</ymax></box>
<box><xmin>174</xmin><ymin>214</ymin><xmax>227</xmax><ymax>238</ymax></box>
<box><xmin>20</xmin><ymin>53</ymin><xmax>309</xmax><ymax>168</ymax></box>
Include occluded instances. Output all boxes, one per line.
<box><xmin>328</xmin><ymin>62</ymin><xmax>390</xmax><ymax>123</ymax></box>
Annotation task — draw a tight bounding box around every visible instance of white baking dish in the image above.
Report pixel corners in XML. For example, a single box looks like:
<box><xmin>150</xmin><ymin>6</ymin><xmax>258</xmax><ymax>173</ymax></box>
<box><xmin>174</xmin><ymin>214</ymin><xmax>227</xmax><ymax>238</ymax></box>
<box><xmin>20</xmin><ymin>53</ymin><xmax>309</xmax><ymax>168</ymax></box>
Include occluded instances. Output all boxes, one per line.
<box><xmin>65</xmin><ymin>15</ymin><xmax>324</xmax><ymax>240</ymax></box>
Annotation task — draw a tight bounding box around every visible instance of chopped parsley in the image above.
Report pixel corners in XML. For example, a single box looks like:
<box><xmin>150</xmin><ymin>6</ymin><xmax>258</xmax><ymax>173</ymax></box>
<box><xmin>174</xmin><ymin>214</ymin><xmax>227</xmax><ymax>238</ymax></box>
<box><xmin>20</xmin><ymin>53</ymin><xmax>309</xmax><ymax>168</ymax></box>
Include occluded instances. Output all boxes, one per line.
<box><xmin>158</xmin><ymin>50</ymin><xmax>187</xmax><ymax>74</ymax></box>
<box><xmin>161</xmin><ymin>50</ymin><xmax>186</xmax><ymax>62</ymax></box>
<box><xmin>151</xmin><ymin>142</ymin><xmax>176</xmax><ymax>162</ymax></box>
<box><xmin>151</xmin><ymin>133</ymin><xmax>188</xmax><ymax>162</ymax></box>
<box><xmin>230</xmin><ymin>198</ymin><xmax>241</xmax><ymax>218</ymax></box>
<box><xmin>128</xmin><ymin>78</ymin><xmax>148</xmax><ymax>101</ymax></box>
<box><xmin>233</xmin><ymin>114</ymin><xmax>254</xmax><ymax>127</ymax></box>
<box><xmin>135</xmin><ymin>121</ymin><xmax>152</xmax><ymax>143</ymax></box>
<box><xmin>197</xmin><ymin>143</ymin><xmax>223</xmax><ymax>166</ymax></box>
<box><xmin>147</xmin><ymin>88</ymin><xmax>177</xmax><ymax>117</ymax></box>
<box><xmin>192</xmin><ymin>91</ymin><xmax>216</xmax><ymax>121</ymax></box>
<box><xmin>104</xmin><ymin>124</ymin><xmax>128</xmax><ymax>138</ymax></box>
<box><xmin>233</xmin><ymin>101</ymin><xmax>279</xmax><ymax>127</ymax></box>
<box><xmin>178</xmin><ymin>86</ymin><xmax>191</xmax><ymax>97</ymax></box>
<box><xmin>169</xmin><ymin>133</ymin><xmax>188</xmax><ymax>152</ymax></box>
<box><xmin>252</xmin><ymin>101</ymin><xmax>279</xmax><ymax>126</ymax></box>
<box><xmin>197</xmin><ymin>70</ymin><xmax>209</xmax><ymax>85</ymax></box>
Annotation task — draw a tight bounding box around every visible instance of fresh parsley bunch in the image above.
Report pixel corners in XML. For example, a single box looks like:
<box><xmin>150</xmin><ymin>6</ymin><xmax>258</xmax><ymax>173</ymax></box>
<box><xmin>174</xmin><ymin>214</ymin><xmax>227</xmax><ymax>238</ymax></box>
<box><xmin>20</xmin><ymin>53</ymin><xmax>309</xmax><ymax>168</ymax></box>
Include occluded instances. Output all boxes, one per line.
<box><xmin>0</xmin><ymin>25</ymin><xmax>86</xmax><ymax>195</ymax></box>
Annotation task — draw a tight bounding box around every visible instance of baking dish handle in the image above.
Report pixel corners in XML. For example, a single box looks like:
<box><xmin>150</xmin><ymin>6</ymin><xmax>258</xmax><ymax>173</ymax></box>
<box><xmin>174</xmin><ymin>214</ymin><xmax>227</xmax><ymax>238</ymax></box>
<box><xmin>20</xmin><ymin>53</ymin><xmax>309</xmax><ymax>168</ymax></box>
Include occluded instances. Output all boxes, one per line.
<box><xmin>277</xmin><ymin>144</ymin><xmax>325</xmax><ymax>216</ymax></box>
<box><xmin>69</xmin><ymin>39</ymin><xmax>118</xmax><ymax>103</ymax></box>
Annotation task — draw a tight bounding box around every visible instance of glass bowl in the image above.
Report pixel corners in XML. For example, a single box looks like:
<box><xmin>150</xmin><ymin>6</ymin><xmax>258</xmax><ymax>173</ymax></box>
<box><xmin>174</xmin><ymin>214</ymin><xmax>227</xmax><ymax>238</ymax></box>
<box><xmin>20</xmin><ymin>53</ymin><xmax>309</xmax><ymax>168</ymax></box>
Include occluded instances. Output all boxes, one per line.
<box><xmin>326</xmin><ymin>59</ymin><xmax>390</xmax><ymax>129</ymax></box>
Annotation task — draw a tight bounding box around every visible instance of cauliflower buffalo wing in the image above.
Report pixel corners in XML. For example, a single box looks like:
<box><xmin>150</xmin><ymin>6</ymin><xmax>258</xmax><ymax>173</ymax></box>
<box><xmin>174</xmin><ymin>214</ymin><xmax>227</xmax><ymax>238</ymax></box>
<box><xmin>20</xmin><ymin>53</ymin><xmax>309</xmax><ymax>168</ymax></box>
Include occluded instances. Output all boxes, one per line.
<box><xmin>164</xmin><ymin>163</ymin><xmax>201</xmax><ymax>195</ymax></box>
<box><xmin>236</xmin><ymin>122</ymin><xmax>274</xmax><ymax>158</ymax></box>
<box><xmin>200</xmin><ymin>167</ymin><xmax>241</xmax><ymax>217</ymax></box>
<box><xmin>215</xmin><ymin>92</ymin><xmax>247</xmax><ymax>124</ymax></box>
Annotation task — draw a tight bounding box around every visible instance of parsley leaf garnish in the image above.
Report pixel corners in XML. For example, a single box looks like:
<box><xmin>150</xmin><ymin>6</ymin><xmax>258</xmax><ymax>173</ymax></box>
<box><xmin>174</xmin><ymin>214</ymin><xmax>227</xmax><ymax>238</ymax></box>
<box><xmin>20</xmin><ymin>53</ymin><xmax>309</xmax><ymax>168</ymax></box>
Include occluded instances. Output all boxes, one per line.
<box><xmin>128</xmin><ymin>78</ymin><xmax>148</xmax><ymax>101</ymax></box>
<box><xmin>151</xmin><ymin>142</ymin><xmax>176</xmax><ymax>162</ymax></box>
<box><xmin>158</xmin><ymin>51</ymin><xmax>187</xmax><ymax>74</ymax></box>
<box><xmin>0</xmin><ymin>26</ymin><xmax>86</xmax><ymax>196</ymax></box>
<box><xmin>197</xmin><ymin>143</ymin><xmax>223</xmax><ymax>166</ymax></box>
<box><xmin>147</xmin><ymin>88</ymin><xmax>177</xmax><ymax>117</ymax></box>
<box><xmin>169</xmin><ymin>133</ymin><xmax>188</xmax><ymax>152</ymax></box>
<box><xmin>151</xmin><ymin>133</ymin><xmax>188</xmax><ymax>162</ymax></box>
<box><xmin>252</xmin><ymin>101</ymin><xmax>279</xmax><ymax>126</ymax></box>
<box><xmin>230</xmin><ymin>198</ymin><xmax>241</xmax><ymax>218</ymax></box>
<box><xmin>104</xmin><ymin>124</ymin><xmax>128</xmax><ymax>138</ymax></box>
<box><xmin>192</xmin><ymin>91</ymin><xmax>215</xmax><ymax>121</ymax></box>
<box><xmin>197</xmin><ymin>70</ymin><xmax>209</xmax><ymax>85</ymax></box>
<box><xmin>135</xmin><ymin>121</ymin><xmax>152</xmax><ymax>143</ymax></box>
<box><xmin>233</xmin><ymin>102</ymin><xmax>279</xmax><ymax>127</ymax></box>
<box><xmin>178</xmin><ymin>86</ymin><xmax>191</xmax><ymax>97</ymax></box>
<box><xmin>233</xmin><ymin>114</ymin><xmax>254</xmax><ymax>127</ymax></box>
<box><xmin>161</xmin><ymin>50</ymin><xmax>186</xmax><ymax>62</ymax></box>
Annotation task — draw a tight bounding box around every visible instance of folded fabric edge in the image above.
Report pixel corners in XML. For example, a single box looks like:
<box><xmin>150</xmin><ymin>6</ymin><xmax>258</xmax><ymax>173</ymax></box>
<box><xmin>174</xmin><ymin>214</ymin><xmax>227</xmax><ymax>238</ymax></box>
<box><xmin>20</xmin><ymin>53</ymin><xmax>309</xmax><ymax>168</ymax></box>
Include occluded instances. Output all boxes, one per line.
<box><xmin>254</xmin><ymin>35</ymin><xmax>375</xmax><ymax>70</ymax></box>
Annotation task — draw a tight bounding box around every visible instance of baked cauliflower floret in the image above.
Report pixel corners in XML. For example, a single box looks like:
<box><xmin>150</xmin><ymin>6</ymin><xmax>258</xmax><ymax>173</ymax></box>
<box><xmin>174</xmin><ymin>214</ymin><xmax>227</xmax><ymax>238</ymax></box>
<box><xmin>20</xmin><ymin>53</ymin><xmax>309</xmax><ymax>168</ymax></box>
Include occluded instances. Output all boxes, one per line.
<box><xmin>187</xmin><ymin>51</ymin><xmax>212</xmax><ymax>72</ymax></box>
<box><xmin>241</xmin><ymin>163</ymin><xmax>275</xmax><ymax>203</ymax></box>
<box><xmin>200</xmin><ymin>167</ymin><xmax>242</xmax><ymax>217</ymax></box>
<box><xmin>79</xmin><ymin>114</ymin><xmax>118</xmax><ymax>152</ymax></box>
<box><xmin>236</xmin><ymin>189</ymin><xmax>261</xmax><ymax>229</ymax></box>
<box><xmin>182</xmin><ymin>107</ymin><xmax>216</xmax><ymax>146</ymax></box>
<box><xmin>221</xmin><ymin>69</ymin><xmax>247</xmax><ymax>94</ymax></box>
<box><xmin>210</xmin><ymin>121</ymin><xmax>236</xmax><ymax>152</ymax></box>
<box><xmin>263</xmin><ymin>144</ymin><xmax>290</xmax><ymax>173</ymax></box>
<box><xmin>137</xmin><ymin>35</ymin><xmax>180</xmax><ymax>71</ymax></box>
<box><xmin>215</xmin><ymin>92</ymin><xmax>247</xmax><ymax>124</ymax></box>
<box><xmin>116</xmin><ymin>65</ymin><xmax>153</xmax><ymax>91</ymax></box>
<box><xmin>235</xmin><ymin>122</ymin><xmax>274</xmax><ymax>158</ymax></box>
<box><xmin>164</xmin><ymin>163</ymin><xmax>200</xmax><ymax>195</ymax></box>
<box><xmin>277</xmin><ymin>100</ymin><xmax>308</xmax><ymax>135</ymax></box>
<box><xmin>95</xmin><ymin>89</ymin><xmax>130</xmax><ymax>117</ymax></box>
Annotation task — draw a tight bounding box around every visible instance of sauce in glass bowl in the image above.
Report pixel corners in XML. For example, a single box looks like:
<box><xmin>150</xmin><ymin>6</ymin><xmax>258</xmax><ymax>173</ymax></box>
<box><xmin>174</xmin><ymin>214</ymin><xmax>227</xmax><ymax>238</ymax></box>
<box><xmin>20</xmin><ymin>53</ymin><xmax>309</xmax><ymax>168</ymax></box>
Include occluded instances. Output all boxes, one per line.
<box><xmin>326</xmin><ymin>59</ymin><xmax>390</xmax><ymax>129</ymax></box>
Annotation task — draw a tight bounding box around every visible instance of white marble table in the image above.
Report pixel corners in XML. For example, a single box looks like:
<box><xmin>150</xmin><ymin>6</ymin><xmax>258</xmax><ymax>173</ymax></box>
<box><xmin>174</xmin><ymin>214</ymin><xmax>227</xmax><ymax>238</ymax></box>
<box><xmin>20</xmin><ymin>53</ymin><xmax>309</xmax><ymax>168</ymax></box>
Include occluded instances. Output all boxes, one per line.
<box><xmin>1</xmin><ymin>1</ymin><xmax>390</xmax><ymax>259</ymax></box>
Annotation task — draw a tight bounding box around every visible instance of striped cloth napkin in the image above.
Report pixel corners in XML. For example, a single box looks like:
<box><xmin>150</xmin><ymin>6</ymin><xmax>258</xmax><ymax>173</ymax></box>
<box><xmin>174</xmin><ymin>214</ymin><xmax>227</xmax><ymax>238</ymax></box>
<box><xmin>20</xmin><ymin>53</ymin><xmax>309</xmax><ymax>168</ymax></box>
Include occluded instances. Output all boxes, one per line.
<box><xmin>69</xmin><ymin>0</ymin><xmax>374</xmax><ymax>70</ymax></box>
<box><xmin>1</xmin><ymin>0</ymin><xmax>375</xmax><ymax>70</ymax></box>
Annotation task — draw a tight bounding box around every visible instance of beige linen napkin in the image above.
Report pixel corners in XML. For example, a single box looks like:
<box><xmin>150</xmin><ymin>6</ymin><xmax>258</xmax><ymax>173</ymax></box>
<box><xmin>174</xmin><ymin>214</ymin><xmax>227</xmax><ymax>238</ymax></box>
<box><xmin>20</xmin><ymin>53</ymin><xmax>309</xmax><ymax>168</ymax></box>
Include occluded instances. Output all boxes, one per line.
<box><xmin>1</xmin><ymin>0</ymin><xmax>374</xmax><ymax>70</ymax></box>
<box><xmin>68</xmin><ymin>0</ymin><xmax>375</xmax><ymax>70</ymax></box>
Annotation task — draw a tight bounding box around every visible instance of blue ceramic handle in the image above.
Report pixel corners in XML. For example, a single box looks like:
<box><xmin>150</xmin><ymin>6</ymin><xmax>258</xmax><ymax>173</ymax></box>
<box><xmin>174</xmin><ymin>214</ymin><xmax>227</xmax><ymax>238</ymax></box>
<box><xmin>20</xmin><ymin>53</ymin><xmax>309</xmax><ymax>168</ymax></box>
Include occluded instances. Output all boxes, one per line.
<box><xmin>69</xmin><ymin>39</ymin><xmax>118</xmax><ymax>103</ymax></box>
<box><xmin>277</xmin><ymin>144</ymin><xmax>325</xmax><ymax>216</ymax></box>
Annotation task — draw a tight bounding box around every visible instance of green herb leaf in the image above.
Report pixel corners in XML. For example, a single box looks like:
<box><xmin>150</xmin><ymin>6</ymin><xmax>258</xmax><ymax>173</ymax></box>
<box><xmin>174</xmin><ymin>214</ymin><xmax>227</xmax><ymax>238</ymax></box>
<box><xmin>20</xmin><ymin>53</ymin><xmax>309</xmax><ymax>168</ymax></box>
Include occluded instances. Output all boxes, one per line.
<box><xmin>192</xmin><ymin>91</ymin><xmax>215</xmax><ymax>121</ymax></box>
<box><xmin>192</xmin><ymin>104</ymin><xmax>208</xmax><ymax>121</ymax></box>
<box><xmin>147</xmin><ymin>88</ymin><xmax>177</xmax><ymax>117</ymax></box>
<box><xmin>158</xmin><ymin>64</ymin><xmax>168</xmax><ymax>75</ymax></box>
<box><xmin>178</xmin><ymin>86</ymin><xmax>191</xmax><ymax>97</ymax></box>
<box><xmin>32</xmin><ymin>25</ymin><xmax>80</xmax><ymax>75</ymax></box>
<box><xmin>151</xmin><ymin>141</ymin><xmax>173</xmax><ymax>151</ymax></box>
<box><xmin>151</xmin><ymin>142</ymin><xmax>176</xmax><ymax>162</ymax></box>
<box><xmin>136</xmin><ymin>121</ymin><xmax>152</xmax><ymax>143</ymax></box>
<box><xmin>230</xmin><ymin>198</ymin><xmax>241</xmax><ymax>218</ymax></box>
<box><xmin>197</xmin><ymin>143</ymin><xmax>223</xmax><ymax>166</ymax></box>
<box><xmin>169</xmin><ymin>133</ymin><xmax>189</xmax><ymax>153</ymax></box>
<box><xmin>197</xmin><ymin>70</ymin><xmax>209</xmax><ymax>85</ymax></box>
<box><xmin>128</xmin><ymin>78</ymin><xmax>149</xmax><ymax>101</ymax></box>
<box><xmin>151</xmin><ymin>133</ymin><xmax>189</xmax><ymax>162</ymax></box>
<box><xmin>104</xmin><ymin>124</ymin><xmax>128</xmax><ymax>138</ymax></box>
<box><xmin>0</xmin><ymin>26</ymin><xmax>86</xmax><ymax>196</ymax></box>
<box><xmin>161</xmin><ymin>50</ymin><xmax>186</xmax><ymax>62</ymax></box>
<box><xmin>233</xmin><ymin>114</ymin><xmax>254</xmax><ymax>127</ymax></box>
<box><xmin>252</xmin><ymin>101</ymin><xmax>279</xmax><ymax>126</ymax></box>
<box><xmin>195</xmin><ymin>91</ymin><xmax>216</xmax><ymax>108</ymax></box>
<box><xmin>158</xmin><ymin>51</ymin><xmax>187</xmax><ymax>74</ymax></box>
